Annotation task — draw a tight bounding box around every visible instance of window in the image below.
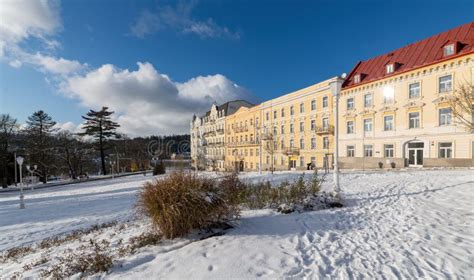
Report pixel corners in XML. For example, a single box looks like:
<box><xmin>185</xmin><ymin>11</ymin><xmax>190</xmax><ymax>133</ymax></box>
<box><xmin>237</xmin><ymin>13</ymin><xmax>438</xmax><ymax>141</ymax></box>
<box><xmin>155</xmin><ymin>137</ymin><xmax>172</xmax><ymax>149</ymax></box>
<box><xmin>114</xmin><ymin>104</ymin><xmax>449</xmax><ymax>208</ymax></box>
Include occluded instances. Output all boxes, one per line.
<box><xmin>266</xmin><ymin>156</ymin><xmax>269</xmax><ymax>164</ymax></box>
<box><xmin>439</xmin><ymin>75</ymin><xmax>452</xmax><ymax>93</ymax></box>
<box><xmin>281</xmin><ymin>108</ymin><xmax>285</xmax><ymax>118</ymax></box>
<box><xmin>311</xmin><ymin>100</ymin><xmax>316</xmax><ymax>111</ymax></box>
<box><xmin>290</xmin><ymin>123</ymin><xmax>294</xmax><ymax>133</ymax></box>
<box><xmin>250</xmin><ymin>149</ymin><xmax>253</xmax><ymax>156</ymax></box>
<box><xmin>364</xmin><ymin>93</ymin><xmax>372</xmax><ymax>107</ymax></box>
<box><xmin>409</xmin><ymin>112</ymin><xmax>420</xmax><ymax>129</ymax></box>
<box><xmin>300</xmin><ymin>156</ymin><xmax>305</xmax><ymax>167</ymax></box>
<box><xmin>409</xmin><ymin>82</ymin><xmax>420</xmax><ymax>99</ymax></box>
<box><xmin>364</xmin><ymin>145</ymin><xmax>373</xmax><ymax>157</ymax></box>
<box><xmin>322</xmin><ymin>118</ymin><xmax>329</xmax><ymax>129</ymax></box>
<box><xmin>354</xmin><ymin>74</ymin><xmax>361</xmax><ymax>83</ymax></box>
<box><xmin>384</xmin><ymin>115</ymin><xmax>394</xmax><ymax>131</ymax></box>
<box><xmin>256</xmin><ymin>148</ymin><xmax>259</xmax><ymax>156</ymax></box>
<box><xmin>245</xmin><ymin>149</ymin><xmax>248</xmax><ymax>156</ymax></box>
<box><xmin>444</xmin><ymin>44</ymin><xmax>455</xmax><ymax>56</ymax></box>
<box><xmin>311</xmin><ymin>137</ymin><xmax>316</xmax><ymax>149</ymax></box>
<box><xmin>281</xmin><ymin>139</ymin><xmax>285</xmax><ymax>148</ymax></box>
<box><xmin>273</xmin><ymin>110</ymin><xmax>277</xmax><ymax>119</ymax></box>
<box><xmin>311</xmin><ymin>156</ymin><xmax>316</xmax><ymax>166</ymax></box>
<box><xmin>384</xmin><ymin>144</ymin><xmax>394</xmax><ymax>158</ymax></box>
<box><xmin>311</xmin><ymin>120</ymin><xmax>316</xmax><ymax>130</ymax></box>
<box><xmin>364</xmin><ymin>118</ymin><xmax>373</xmax><ymax>133</ymax></box>
<box><xmin>290</xmin><ymin>105</ymin><xmax>294</xmax><ymax>115</ymax></box>
<box><xmin>289</xmin><ymin>139</ymin><xmax>294</xmax><ymax>148</ymax></box>
<box><xmin>347</xmin><ymin>121</ymin><xmax>354</xmax><ymax>134</ymax></box>
<box><xmin>347</xmin><ymin>98</ymin><xmax>354</xmax><ymax>110</ymax></box>
<box><xmin>386</xmin><ymin>64</ymin><xmax>394</xmax><ymax>74</ymax></box>
<box><xmin>300</xmin><ymin>103</ymin><xmax>304</xmax><ymax>113</ymax></box>
<box><xmin>273</xmin><ymin>126</ymin><xmax>277</xmax><ymax>135</ymax></box>
<box><xmin>323</xmin><ymin>137</ymin><xmax>329</xmax><ymax>149</ymax></box>
<box><xmin>439</xmin><ymin>108</ymin><xmax>452</xmax><ymax>126</ymax></box>
<box><xmin>299</xmin><ymin>121</ymin><xmax>304</xmax><ymax>132</ymax></box>
<box><xmin>281</xmin><ymin>124</ymin><xmax>285</xmax><ymax>134</ymax></box>
<box><xmin>322</xmin><ymin>96</ymin><xmax>328</xmax><ymax>108</ymax></box>
<box><xmin>300</xmin><ymin>138</ymin><xmax>305</xmax><ymax>149</ymax></box>
<box><xmin>439</xmin><ymin>142</ymin><xmax>452</xmax><ymax>158</ymax></box>
<box><xmin>347</xmin><ymin>145</ymin><xmax>355</xmax><ymax>157</ymax></box>
<box><xmin>256</xmin><ymin>117</ymin><xmax>259</xmax><ymax>126</ymax></box>
<box><xmin>266</xmin><ymin>112</ymin><xmax>269</xmax><ymax>121</ymax></box>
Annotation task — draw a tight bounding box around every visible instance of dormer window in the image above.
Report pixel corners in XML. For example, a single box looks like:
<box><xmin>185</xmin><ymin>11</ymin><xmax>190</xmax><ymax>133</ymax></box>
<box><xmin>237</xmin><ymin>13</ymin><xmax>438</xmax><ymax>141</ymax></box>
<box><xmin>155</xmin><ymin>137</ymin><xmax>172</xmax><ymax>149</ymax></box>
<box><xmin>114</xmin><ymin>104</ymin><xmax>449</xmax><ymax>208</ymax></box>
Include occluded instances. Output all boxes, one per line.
<box><xmin>386</xmin><ymin>64</ymin><xmax>394</xmax><ymax>74</ymax></box>
<box><xmin>444</xmin><ymin>44</ymin><xmax>455</xmax><ymax>56</ymax></box>
<box><xmin>354</xmin><ymin>74</ymin><xmax>361</xmax><ymax>83</ymax></box>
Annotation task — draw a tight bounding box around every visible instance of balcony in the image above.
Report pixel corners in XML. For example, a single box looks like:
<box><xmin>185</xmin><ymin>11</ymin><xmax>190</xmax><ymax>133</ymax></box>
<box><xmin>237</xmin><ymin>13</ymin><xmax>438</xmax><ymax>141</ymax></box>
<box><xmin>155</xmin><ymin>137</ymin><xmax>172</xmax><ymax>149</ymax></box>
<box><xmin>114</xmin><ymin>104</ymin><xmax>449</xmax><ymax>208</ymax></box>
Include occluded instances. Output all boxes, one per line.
<box><xmin>315</xmin><ymin>125</ymin><xmax>334</xmax><ymax>135</ymax></box>
<box><xmin>283</xmin><ymin>147</ymin><xmax>300</xmax><ymax>156</ymax></box>
<box><xmin>216</xmin><ymin>129</ymin><xmax>224</xmax><ymax>134</ymax></box>
<box><xmin>203</xmin><ymin>131</ymin><xmax>216</xmax><ymax>137</ymax></box>
<box><xmin>234</xmin><ymin>126</ymin><xmax>249</xmax><ymax>133</ymax></box>
<box><xmin>227</xmin><ymin>140</ymin><xmax>260</xmax><ymax>147</ymax></box>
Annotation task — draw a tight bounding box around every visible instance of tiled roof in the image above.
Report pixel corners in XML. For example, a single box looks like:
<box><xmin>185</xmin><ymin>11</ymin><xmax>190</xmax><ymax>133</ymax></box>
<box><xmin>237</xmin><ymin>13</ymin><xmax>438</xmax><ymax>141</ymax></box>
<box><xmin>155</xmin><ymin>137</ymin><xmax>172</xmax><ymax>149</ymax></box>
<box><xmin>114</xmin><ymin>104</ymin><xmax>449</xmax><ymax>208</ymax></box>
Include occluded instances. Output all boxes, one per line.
<box><xmin>343</xmin><ymin>22</ymin><xmax>474</xmax><ymax>89</ymax></box>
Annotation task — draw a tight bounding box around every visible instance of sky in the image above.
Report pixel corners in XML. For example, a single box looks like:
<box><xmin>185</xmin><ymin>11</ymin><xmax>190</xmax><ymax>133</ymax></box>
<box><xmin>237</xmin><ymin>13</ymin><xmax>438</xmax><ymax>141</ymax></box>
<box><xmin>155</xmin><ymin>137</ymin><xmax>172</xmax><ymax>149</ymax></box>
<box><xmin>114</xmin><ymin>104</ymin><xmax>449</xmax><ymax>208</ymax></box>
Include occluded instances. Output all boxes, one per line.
<box><xmin>0</xmin><ymin>0</ymin><xmax>473</xmax><ymax>136</ymax></box>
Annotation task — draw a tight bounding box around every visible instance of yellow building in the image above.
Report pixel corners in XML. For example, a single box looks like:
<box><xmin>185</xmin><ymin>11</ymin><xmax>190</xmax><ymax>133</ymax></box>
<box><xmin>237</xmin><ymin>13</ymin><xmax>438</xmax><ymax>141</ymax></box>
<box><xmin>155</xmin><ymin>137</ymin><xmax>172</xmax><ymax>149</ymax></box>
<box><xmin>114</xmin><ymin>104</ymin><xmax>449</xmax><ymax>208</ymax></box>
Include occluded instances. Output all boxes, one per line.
<box><xmin>225</xmin><ymin>104</ymin><xmax>262</xmax><ymax>171</ymax></box>
<box><xmin>338</xmin><ymin>22</ymin><xmax>474</xmax><ymax>168</ymax></box>
<box><xmin>224</xmin><ymin>77</ymin><xmax>341</xmax><ymax>171</ymax></box>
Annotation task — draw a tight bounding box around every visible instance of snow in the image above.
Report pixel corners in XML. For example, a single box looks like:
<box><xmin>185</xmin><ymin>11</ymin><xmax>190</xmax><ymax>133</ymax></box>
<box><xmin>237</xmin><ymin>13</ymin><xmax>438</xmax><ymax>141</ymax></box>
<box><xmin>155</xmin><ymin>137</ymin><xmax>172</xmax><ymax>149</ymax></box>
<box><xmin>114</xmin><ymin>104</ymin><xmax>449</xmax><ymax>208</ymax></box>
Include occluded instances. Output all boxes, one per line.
<box><xmin>1</xmin><ymin>169</ymin><xmax>473</xmax><ymax>279</ymax></box>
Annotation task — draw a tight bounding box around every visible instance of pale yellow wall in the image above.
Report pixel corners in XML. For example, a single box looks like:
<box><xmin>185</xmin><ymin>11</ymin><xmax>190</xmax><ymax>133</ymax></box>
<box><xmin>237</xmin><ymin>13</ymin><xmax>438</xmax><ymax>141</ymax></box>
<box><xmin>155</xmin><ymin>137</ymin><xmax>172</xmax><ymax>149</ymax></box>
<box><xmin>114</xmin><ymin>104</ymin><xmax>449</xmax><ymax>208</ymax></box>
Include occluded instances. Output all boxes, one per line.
<box><xmin>339</xmin><ymin>54</ymin><xmax>474</xmax><ymax>167</ymax></box>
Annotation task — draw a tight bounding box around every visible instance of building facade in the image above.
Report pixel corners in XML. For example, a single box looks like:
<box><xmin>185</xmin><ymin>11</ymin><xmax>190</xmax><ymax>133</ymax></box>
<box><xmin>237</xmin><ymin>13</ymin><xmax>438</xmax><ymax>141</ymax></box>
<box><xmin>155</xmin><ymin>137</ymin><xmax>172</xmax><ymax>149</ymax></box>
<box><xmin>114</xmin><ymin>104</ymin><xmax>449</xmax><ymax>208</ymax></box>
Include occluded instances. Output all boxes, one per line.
<box><xmin>338</xmin><ymin>22</ymin><xmax>474</xmax><ymax>168</ymax></box>
<box><xmin>190</xmin><ymin>100</ymin><xmax>253</xmax><ymax>171</ymax></box>
<box><xmin>224</xmin><ymin>104</ymin><xmax>262</xmax><ymax>172</ymax></box>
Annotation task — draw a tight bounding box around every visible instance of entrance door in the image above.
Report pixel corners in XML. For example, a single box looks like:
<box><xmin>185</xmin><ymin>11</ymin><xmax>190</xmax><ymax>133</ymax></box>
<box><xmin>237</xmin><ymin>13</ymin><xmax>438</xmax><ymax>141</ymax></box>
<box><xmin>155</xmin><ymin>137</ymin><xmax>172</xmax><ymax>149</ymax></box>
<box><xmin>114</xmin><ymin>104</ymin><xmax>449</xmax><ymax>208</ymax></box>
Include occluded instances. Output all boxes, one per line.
<box><xmin>407</xmin><ymin>142</ymin><xmax>424</xmax><ymax>167</ymax></box>
<box><xmin>289</xmin><ymin>159</ymin><xmax>296</xmax><ymax>170</ymax></box>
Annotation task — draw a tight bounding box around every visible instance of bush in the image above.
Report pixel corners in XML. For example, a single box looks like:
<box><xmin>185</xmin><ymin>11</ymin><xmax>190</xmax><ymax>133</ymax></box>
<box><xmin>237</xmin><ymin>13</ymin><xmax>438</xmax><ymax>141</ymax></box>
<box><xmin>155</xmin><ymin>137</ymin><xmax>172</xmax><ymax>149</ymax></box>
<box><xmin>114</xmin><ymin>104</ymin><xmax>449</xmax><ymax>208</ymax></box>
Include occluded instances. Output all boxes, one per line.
<box><xmin>378</xmin><ymin>162</ymin><xmax>384</xmax><ymax>169</ymax></box>
<box><xmin>390</xmin><ymin>162</ymin><xmax>396</xmax><ymax>168</ymax></box>
<box><xmin>137</xmin><ymin>171</ymin><xmax>239</xmax><ymax>239</ymax></box>
<box><xmin>153</xmin><ymin>161</ymin><xmax>166</xmax><ymax>175</ymax></box>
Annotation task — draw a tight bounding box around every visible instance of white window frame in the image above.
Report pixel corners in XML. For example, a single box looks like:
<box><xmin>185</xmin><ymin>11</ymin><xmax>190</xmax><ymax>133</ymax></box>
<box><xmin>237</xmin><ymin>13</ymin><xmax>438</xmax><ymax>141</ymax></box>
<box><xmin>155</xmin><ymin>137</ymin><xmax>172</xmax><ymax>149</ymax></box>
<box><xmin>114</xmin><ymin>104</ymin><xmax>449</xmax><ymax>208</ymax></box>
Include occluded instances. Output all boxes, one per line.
<box><xmin>354</xmin><ymin>74</ymin><xmax>361</xmax><ymax>83</ymax></box>
<box><xmin>438</xmin><ymin>142</ymin><xmax>453</xmax><ymax>158</ymax></box>
<box><xmin>439</xmin><ymin>75</ymin><xmax>453</xmax><ymax>93</ymax></box>
<box><xmin>299</xmin><ymin>121</ymin><xmax>304</xmax><ymax>132</ymax></box>
<box><xmin>347</xmin><ymin>121</ymin><xmax>354</xmax><ymax>134</ymax></box>
<box><xmin>363</xmin><ymin>118</ymin><xmax>373</xmax><ymax>133</ymax></box>
<box><xmin>300</xmin><ymin>103</ymin><xmax>304</xmax><ymax>113</ymax></box>
<box><xmin>347</xmin><ymin>145</ymin><xmax>355</xmax><ymax>157</ymax></box>
<box><xmin>311</xmin><ymin>137</ymin><xmax>316</xmax><ymax>149</ymax></box>
<box><xmin>300</xmin><ymin>138</ymin><xmax>305</xmax><ymax>149</ymax></box>
<box><xmin>347</xmin><ymin>97</ymin><xmax>354</xmax><ymax>110</ymax></box>
<box><xmin>364</xmin><ymin>144</ymin><xmax>373</xmax><ymax>157</ymax></box>
<box><xmin>444</xmin><ymin>44</ymin><xmax>455</xmax><ymax>56</ymax></box>
<box><xmin>439</xmin><ymin>107</ymin><xmax>452</xmax><ymax>126</ymax></box>
<box><xmin>322</xmin><ymin>96</ymin><xmax>328</xmax><ymax>108</ymax></box>
<box><xmin>409</xmin><ymin>82</ymin><xmax>421</xmax><ymax>99</ymax></box>
<box><xmin>311</xmin><ymin>100</ymin><xmax>316</xmax><ymax>111</ymax></box>
<box><xmin>386</xmin><ymin>64</ymin><xmax>394</xmax><ymax>74</ymax></box>
<box><xmin>384</xmin><ymin>115</ymin><xmax>394</xmax><ymax>131</ymax></box>
<box><xmin>384</xmin><ymin>144</ymin><xmax>394</xmax><ymax>158</ymax></box>
<box><xmin>409</xmin><ymin>112</ymin><xmax>420</xmax><ymax>129</ymax></box>
<box><xmin>323</xmin><ymin>137</ymin><xmax>329</xmax><ymax>149</ymax></box>
<box><xmin>364</xmin><ymin>93</ymin><xmax>373</xmax><ymax>107</ymax></box>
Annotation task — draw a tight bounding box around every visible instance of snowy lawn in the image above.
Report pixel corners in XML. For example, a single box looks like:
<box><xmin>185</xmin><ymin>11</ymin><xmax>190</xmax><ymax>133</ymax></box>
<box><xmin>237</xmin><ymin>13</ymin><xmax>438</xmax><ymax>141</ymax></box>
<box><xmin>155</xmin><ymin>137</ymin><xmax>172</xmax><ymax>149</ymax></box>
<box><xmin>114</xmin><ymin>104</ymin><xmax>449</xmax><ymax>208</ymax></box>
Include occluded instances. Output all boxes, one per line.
<box><xmin>1</xmin><ymin>170</ymin><xmax>473</xmax><ymax>279</ymax></box>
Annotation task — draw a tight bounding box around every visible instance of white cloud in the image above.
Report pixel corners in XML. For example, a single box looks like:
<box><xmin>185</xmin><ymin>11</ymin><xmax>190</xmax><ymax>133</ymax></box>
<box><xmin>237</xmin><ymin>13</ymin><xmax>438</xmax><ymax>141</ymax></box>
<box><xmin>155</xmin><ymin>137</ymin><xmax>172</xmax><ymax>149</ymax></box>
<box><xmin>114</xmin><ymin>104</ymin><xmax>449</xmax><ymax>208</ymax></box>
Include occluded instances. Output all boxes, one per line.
<box><xmin>0</xmin><ymin>0</ymin><xmax>61</xmax><ymax>57</ymax></box>
<box><xmin>130</xmin><ymin>1</ymin><xmax>240</xmax><ymax>40</ymax></box>
<box><xmin>61</xmin><ymin>62</ymin><xmax>255</xmax><ymax>136</ymax></box>
<box><xmin>30</xmin><ymin>53</ymin><xmax>85</xmax><ymax>75</ymax></box>
<box><xmin>54</xmin><ymin>121</ymin><xmax>82</xmax><ymax>133</ymax></box>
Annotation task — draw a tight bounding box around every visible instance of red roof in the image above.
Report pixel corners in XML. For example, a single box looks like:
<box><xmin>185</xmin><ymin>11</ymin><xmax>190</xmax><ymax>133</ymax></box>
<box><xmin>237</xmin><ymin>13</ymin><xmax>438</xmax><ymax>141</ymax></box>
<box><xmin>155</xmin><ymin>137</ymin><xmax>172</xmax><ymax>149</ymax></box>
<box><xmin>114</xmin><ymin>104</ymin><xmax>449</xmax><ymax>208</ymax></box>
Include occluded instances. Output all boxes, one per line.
<box><xmin>343</xmin><ymin>22</ymin><xmax>474</xmax><ymax>89</ymax></box>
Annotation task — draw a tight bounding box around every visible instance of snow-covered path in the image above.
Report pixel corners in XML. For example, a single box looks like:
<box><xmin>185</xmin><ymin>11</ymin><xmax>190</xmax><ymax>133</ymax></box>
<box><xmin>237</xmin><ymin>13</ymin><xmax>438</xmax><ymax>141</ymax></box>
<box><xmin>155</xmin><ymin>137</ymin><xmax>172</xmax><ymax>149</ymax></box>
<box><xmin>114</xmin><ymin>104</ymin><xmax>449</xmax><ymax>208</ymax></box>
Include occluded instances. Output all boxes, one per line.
<box><xmin>111</xmin><ymin>170</ymin><xmax>474</xmax><ymax>279</ymax></box>
<box><xmin>0</xmin><ymin>174</ymin><xmax>155</xmax><ymax>251</ymax></box>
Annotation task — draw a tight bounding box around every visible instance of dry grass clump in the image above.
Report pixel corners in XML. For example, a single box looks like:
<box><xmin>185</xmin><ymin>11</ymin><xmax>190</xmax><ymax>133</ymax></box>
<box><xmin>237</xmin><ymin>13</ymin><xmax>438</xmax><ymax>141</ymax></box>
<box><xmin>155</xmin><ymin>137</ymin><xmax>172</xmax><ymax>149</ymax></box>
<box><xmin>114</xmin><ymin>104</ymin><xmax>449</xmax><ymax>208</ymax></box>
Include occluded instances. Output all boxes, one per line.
<box><xmin>240</xmin><ymin>170</ymin><xmax>324</xmax><ymax>209</ymax></box>
<box><xmin>40</xmin><ymin>239</ymin><xmax>113</xmax><ymax>279</ymax></box>
<box><xmin>137</xmin><ymin>171</ymin><xmax>240</xmax><ymax>239</ymax></box>
<box><xmin>0</xmin><ymin>245</ymin><xmax>34</xmax><ymax>263</ymax></box>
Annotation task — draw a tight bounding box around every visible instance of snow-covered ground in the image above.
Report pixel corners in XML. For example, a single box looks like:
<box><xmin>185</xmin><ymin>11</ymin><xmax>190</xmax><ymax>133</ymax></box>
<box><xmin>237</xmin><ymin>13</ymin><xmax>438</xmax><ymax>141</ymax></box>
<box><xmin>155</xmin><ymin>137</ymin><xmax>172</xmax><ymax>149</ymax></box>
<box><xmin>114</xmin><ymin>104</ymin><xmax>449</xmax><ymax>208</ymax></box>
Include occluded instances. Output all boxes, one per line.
<box><xmin>1</xmin><ymin>170</ymin><xmax>473</xmax><ymax>279</ymax></box>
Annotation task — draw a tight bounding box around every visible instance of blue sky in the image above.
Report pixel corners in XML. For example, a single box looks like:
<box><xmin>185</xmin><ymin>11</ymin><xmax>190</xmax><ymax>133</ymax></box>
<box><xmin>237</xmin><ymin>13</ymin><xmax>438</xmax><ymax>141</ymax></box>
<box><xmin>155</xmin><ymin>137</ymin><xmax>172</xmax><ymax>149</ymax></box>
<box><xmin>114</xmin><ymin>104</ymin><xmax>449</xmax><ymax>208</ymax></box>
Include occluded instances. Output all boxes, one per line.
<box><xmin>0</xmin><ymin>0</ymin><xmax>473</xmax><ymax>136</ymax></box>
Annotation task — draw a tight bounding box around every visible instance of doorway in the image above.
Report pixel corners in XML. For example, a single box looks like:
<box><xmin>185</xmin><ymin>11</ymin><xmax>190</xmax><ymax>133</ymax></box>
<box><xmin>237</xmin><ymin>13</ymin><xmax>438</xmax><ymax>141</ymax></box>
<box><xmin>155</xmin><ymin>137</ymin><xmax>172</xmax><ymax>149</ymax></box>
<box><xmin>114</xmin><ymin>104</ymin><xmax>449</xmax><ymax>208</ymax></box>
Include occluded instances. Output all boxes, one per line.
<box><xmin>407</xmin><ymin>142</ymin><xmax>424</xmax><ymax>167</ymax></box>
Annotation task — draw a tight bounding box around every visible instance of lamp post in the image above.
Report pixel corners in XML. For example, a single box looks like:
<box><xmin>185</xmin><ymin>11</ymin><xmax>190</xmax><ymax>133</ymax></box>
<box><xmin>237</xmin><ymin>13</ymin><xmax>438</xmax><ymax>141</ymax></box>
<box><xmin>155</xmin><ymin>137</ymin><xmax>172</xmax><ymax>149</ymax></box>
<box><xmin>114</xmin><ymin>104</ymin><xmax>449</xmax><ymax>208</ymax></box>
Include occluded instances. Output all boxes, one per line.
<box><xmin>16</xmin><ymin>156</ymin><xmax>25</xmax><ymax>209</ymax></box>
<box><xmin>330</xmin><ymin>75</ymin><xmax>345</xmax><ymax>196</ymax></box>
<box><xmin>25</xmin><ymin>164</ymin><xmax>38</xmax><ymax>190</ymax></box>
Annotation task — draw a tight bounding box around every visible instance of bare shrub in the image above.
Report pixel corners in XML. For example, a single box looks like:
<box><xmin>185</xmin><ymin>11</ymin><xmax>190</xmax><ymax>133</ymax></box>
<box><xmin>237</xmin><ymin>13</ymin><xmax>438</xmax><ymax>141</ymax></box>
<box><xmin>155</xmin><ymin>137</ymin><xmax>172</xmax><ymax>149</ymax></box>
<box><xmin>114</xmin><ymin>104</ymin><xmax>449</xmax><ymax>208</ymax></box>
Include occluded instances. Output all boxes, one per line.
<box><xmin>1</xmin><ymin>245</ymin><xmax>34</xmax><ymax>263</ymax></box>
<box><xmin>137</xmin><ymin>171</ymin><xmax>240</xmax><ymax>239</ymax></box>
<box><xmin>40</xmin><ymin>239</ymin><xmax>113</xmax><ymax>278</ymax></box>
<box><xmin>128</xmin><ymin>232</ymin><xmax>162</xmax><ymax>254</ymax></box>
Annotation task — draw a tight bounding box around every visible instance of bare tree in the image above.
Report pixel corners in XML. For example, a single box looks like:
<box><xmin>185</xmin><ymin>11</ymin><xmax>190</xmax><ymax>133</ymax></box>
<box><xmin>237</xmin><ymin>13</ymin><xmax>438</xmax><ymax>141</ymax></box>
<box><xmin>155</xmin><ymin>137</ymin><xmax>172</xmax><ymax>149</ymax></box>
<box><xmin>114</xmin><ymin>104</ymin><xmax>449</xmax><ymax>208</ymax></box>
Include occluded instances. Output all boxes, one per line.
<box><xmin>449</xmin><ymin>82</ymin><xmax>474</xmax><ymax>132</ymax></box>
<box><xmin>262</xmin><ymin>129</ymin><xmax>279</xmax><ymax>174</ymax></box>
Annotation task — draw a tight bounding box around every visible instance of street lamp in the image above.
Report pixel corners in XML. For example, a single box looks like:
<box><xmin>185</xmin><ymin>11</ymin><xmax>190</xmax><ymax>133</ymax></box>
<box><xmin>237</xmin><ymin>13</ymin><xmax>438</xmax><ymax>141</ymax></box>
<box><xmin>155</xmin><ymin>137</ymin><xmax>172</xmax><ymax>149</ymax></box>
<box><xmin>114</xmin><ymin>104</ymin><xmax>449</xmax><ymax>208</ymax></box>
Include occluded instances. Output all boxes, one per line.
<box><xmin>25</xmin><ymin>164</ymin><xmax>38</xmax><ymax>190</ymax></box>
<box><xmin>16</xmin><ymin>156</ymin><xmax>25</xmax><ymax>209</ymax></box>
<box><xmin>330</xmin><ymin>75</ymin><xmax>345</xmax><ymax>196</ymax></box>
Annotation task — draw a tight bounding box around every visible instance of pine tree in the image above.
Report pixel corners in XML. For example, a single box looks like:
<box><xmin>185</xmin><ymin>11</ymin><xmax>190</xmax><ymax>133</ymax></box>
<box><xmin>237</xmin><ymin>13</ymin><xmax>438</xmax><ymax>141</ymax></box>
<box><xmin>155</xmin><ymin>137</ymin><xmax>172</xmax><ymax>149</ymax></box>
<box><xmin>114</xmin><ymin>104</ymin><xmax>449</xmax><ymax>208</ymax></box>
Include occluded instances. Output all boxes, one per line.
<box><xmin>0</xmin><ymin>114</ymin><xmax>18</xmax><ymax>187</ymax></box>
<box><xmin>26</xmin><ymin>110</ymin><xmax>57</xmax><ymax>183</ymax></box>
<box><xmin>80</xmin><ymin>107</ymin><xmax>120</xmax><ymax>175</ymax></box>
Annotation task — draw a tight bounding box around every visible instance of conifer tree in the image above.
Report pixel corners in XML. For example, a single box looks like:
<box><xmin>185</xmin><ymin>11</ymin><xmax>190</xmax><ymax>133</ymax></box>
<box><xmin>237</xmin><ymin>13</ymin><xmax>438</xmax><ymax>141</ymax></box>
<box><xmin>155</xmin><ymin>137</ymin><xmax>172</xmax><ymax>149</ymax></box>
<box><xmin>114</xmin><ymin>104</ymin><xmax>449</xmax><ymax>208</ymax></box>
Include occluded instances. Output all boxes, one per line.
<box><xmin>26</xmin><ymin>110</ymin><xmax>57</xmax><ymax>183</ymax></box>
<box><xmin>81</xmin><ymin>107</ymin><xmax>120</xmax><ymax>175</ymax></box>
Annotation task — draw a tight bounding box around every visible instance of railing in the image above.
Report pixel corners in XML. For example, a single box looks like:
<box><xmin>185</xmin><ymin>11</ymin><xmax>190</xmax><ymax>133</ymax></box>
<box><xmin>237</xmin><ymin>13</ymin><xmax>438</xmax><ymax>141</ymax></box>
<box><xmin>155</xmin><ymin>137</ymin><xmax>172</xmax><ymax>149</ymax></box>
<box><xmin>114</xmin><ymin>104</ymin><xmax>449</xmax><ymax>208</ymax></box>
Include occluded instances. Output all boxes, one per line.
<box><xmin>227</xmin><ymin>140</ymin><xmax>260</xmax><ymax>147</ymax></box>
<box><xmin>234</xmin><ymin>126</ymin><xmax>249</xmax><ymax>133</ymax></box>
<box><xmin>216</xmin><ymin>129</ymin><xmax>224</xmax><ymax>134</ymax></box>
<box><xmin>283</xmin><ymin>147</ymin><xmax>300</xmax><ymax>156</ymax></box>
<box><xmin>315</xmin><ymin>125</ymin><xmax>334</xmax><ymax>135</ymax></box>
<box><xmin>203</xmin><ymin>131</ymin><xmax>216</xmax><ymax>137</ymax></box>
